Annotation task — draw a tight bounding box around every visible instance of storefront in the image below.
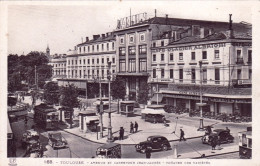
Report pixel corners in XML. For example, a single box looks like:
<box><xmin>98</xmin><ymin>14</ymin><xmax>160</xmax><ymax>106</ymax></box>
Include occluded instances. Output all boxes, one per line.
<box><xmin>161</xmin><ymin>88</ymin><xmax>251</xmax><ymax>117</ymax></box>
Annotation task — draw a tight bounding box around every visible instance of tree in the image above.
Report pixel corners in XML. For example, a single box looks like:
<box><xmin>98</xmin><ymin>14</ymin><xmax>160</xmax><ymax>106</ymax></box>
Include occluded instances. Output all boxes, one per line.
<box><xmin>137</xmin><ymin>81</ymin><xmax>150</xmax><ymax>105</ymax></box>
<box><xmin>8</xmin><ymin>51</ymin><xmax>52</xmax><ymax>91</ymax></box>
<box><xmin>59</xmin><ymin>84</ymin><xmax>80</xmax><ymax>128</ymax></box>
<box><xmin>43</xmin><ymin>82</ymin><xmax>60</xmax><ymax>105</ymax></box>
<box><xmin>111</xmin><ymin>77</ymin><xmax>126</xmax><ymax>114</ymax></box>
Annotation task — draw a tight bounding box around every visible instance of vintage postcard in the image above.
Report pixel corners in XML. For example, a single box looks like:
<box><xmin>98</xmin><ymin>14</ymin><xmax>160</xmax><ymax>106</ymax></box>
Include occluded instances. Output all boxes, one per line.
<box><xmin>0</xmin><ymin>1</ymin><xmax>260</xmax><ymax>166</ymax></box>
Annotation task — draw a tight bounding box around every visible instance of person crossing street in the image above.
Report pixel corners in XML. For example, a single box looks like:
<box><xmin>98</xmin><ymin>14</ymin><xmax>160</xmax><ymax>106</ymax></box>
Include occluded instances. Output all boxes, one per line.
<box><xmin>179</xmin><ymin>129</ymin><xmax>186</xmax><ymax>141</ymax></box>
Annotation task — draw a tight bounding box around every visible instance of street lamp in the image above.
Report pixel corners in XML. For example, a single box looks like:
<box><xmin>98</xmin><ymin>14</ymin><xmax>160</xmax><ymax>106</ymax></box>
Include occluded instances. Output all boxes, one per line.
<box><xmin>107</xmin><ymin>61</ymin><xmax>113</xmax><ymax>142</ymax></box>
<box><xmin>93</xmin><ymin>75</ymin><xmax>103</xmax><ymax>138</ymax></box>
<box><xmin>197</xmin><ymin>60</ymin><xmax>206</xmax><ymax>131</ymax></box>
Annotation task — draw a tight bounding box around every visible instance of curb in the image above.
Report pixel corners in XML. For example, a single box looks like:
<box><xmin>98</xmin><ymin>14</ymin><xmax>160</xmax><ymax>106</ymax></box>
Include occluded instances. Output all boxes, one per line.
<box><xmin>191</xmin><ymin>150</ymin><xmax>239</xmax><ymax>159</ymax></box>
<box><xmin>56</xmin><ymin>125</ymin><xmax>203</xmax><ymax>145</ymax></box>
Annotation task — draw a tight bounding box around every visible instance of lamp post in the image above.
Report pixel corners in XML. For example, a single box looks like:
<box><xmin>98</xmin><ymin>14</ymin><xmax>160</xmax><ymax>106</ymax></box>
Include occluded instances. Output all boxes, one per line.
<box><xmin>197</xmin><ymin>60</ymin><xmax>206</xmax><ymax>131</ymax></box>
<box><xmin>94</xmin><ymin>75</ymin><xmax>103</xmax><ymax>138</ymax></box>
<box><xmin>107</xmin><ymin>61</ymin><xmax>113</xmax><ymax>142</ymax></box>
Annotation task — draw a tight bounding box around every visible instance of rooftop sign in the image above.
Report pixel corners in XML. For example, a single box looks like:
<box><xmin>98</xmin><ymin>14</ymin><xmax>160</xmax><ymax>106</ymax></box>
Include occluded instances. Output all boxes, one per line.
<box><xmin>116</xmin><ymin>13</ymin><xmax>147</xmax><ymax>30</ymax></box>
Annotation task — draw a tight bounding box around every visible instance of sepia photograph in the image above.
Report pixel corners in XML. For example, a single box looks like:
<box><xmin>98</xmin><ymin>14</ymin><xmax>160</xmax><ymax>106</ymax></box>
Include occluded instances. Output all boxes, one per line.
<box><xmin>1</xmin><ymin>1</ymin><xmax>259</xmax><ymax>166</ymax></box>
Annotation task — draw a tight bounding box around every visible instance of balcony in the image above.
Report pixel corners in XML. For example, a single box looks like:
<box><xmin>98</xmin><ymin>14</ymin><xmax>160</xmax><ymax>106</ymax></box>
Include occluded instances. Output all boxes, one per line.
<box><xmin>236</xmin><ymin>58</ymin><xmax>244</xmax><ymax>64</ymax></box>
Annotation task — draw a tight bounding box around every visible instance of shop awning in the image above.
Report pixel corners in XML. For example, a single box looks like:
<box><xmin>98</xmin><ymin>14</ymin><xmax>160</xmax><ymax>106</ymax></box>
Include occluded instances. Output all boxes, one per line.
<box><xmin>151</xmin><ymin>93</ymin><xmax>163</xmax><ymax>102</ymax></box>
<box><xmin>85</xmin><ymin>116</ymin><xmax>99</xmax><ymax>123</ymax></box>
<box><xmin>141</xmin><ymin>108</ymin><xmax>165</xmax><ymax>115</ymax></box>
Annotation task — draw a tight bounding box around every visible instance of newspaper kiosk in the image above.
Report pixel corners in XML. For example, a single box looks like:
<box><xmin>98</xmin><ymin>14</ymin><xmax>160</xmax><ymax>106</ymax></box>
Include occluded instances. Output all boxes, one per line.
<box><xmin>120</xmin><ymin>101</ymin><xmax>135</xmax><ymax>117</ymax></box>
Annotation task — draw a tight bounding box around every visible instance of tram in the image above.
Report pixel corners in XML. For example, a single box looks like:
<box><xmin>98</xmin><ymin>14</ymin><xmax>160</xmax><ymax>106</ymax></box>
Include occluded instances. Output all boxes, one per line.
<box><xmin>34</xmin><ymin>104</ymin><xmax>59</xmax><ymax>130</ymax></box>
<box><xmin>238</xmin><ymin>127</ymin><xmax>252</xmax><ymax>159</ymax></box>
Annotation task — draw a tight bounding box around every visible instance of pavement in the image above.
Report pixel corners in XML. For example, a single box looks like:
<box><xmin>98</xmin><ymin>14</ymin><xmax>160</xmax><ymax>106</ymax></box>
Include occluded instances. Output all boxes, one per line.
<box><xmin>13</xmin><ymin>96</ymin><xmax>250</xmax><ymax>159</ymax></box>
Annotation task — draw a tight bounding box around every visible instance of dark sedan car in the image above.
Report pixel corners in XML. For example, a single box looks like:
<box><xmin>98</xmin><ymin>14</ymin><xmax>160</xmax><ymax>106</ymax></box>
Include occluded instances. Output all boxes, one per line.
<box><xmin>202</xmin><ymin>129</ymin><xmax>234</xmax><ymax>144</ymax></box>
<box><xmin>48</xmin><ymin>132</ymin><xmax>68</xmax><ymax>149</ymax></box>
<box><xmin>135</xmin><ymin>135</ymin><xmax>171</xmax><ymax>153</ymax></box>
<box><xmin>145</xmin><ymin>114</ymin><xmax>165</xmax><ymax>123</ymax></box>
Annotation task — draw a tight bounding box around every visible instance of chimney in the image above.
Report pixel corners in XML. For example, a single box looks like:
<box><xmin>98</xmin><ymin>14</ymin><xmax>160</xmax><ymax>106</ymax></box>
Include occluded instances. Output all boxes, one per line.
<box><xmin>166</xmin><ymin>14</ymin><xmax>168</xmax><ymax>25</ymax></box>
<box><xmin>86</xmin><ymin>37</ymin><xmax>89</xmax><ymax>42</ymax></box>
<box><xmin>93</xmin><ymin>35</ymin><xmax>100</xmax><ymax>40</ymax></box>
<box><xmin>102</xmin><ymin>34</ymin><xmax>106</xmax><ymax>38</ymax></box>
<box><xmin>208</xmin><ymin>28</ymin><xmax>213</xmax><ymax>35</ymax></box>
<box><xmin>155</xmin><ymin>9</ymin><xmax>157</xmax><ymax>17</ymax></box>
<box><xmin>192</xmin><ymin>25</ymin><xmax>200</xmax><ymax>36</ymax></box>
<box><xmin>200</xmin><ymin>27</ymin><xmax>205</xmax><ymax>38</ymax></box>
<box><xmin>227</xmin><ymin>14</ymin><xmax>234</xmax><ymax>39</ymax></box>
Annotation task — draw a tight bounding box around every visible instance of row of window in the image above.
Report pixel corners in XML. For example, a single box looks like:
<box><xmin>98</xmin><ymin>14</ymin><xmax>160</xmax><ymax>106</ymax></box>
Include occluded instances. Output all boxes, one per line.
<box><xmin>153</xmin><ymin>50</ymin><xmax>218</xmax><ymax>62</ymax></box>
<box><xmin>68</xmin><ymin>69</ymin><xmax>115</xmax><ymax>78</ymax></box>
<box><xmin>153</xmin><ymin>50</ymin><xmax>252</xmax><ymax>62</ymax></box>
<box><xmin>152</xmin><ymin>68</ymin><xmax>252</xmax><ymax>83</ymax></box>
<box><xmin>52</xmin><ymin>63</ymin><xmax>66</xmax><ymax>68</ymax></box>
<box><xmin>67</xmin><ymin>57</ymin><xmax>115</xmax><ymax>65</ymax></box>
<box><xmin>119</xmin><ymin>33</ymin><xmax>146</xmax><ymax>45</ymax></box>
<box><xmin>78</xmin><ymin>42</ymin><xmax>115</xmax><ymax>54</ymax></box>
<box><xmin>119</xmin><ymin>58</ymin><xmax>147</xmax><ymax>72</ymax></box>
<box><xmin>119</xmin><ymin>45</ymin><xmax>147</xmax><ymax>56</ymax></box>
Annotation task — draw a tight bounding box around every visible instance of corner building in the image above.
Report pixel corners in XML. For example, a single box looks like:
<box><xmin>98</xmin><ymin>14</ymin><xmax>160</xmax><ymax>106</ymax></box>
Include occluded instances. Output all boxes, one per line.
<box><xmin>149</xmin><ymin>18</ymin><xmax>252</xmax><ymax>116</ymax></box>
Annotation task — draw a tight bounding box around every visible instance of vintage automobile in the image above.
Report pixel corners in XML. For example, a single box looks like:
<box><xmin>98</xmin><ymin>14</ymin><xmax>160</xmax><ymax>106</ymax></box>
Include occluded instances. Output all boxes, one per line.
<box><xmin>26</xmin><ymin>140</ymin><xmax>41</xmax><ymax>154</ymax></box>
<box><xmin>93</xmin><ymin>98</ymin><xmax>109</xmax><ymax>106</ymax></box>
<box><xmin>135</xmin><ymin>135</ymin><xmax>171</xmax><ymax>153</ymax></box>
<box><xmin>145</xmin><ymin>114</ymin><xmax>165</xmax><ymax>123</ymax></box>
<box><xmin>202</xmin><ymin>129</ymin><xmax>234</xmax><ymax>144</ymax></box>
<box><xmin>48</xmin><ymin>132</ymin><xmax>68</xmax><ymax>149</ymax></box>
<box><xmin>238</xmin><ymin>128</ymin><xmax>252</xmax><ymax>159</ymax></box>
<box><xmin>96</xmin><ymin>143</ymin><xmax>121</xmax><ymax>158</ymax></box>
<box><xmin>21</xmin><ymin>129</ymin><xmax>40</xmax><ymax>148</ymax></box>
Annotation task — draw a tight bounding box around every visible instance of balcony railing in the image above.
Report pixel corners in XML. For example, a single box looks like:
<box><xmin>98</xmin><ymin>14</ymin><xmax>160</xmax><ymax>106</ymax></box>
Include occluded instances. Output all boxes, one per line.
<box><xmin>236</xmin><ymin>58</ymin><xmax>244</xmax><ymax>64</ymax></box>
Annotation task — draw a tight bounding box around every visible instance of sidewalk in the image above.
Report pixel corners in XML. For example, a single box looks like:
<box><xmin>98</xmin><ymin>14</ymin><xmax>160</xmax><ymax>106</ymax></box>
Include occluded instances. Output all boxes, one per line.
<box><xmin>58</xmin><ymin>111</ymin><xmax>205</xmax><ymax>145</ymax></box>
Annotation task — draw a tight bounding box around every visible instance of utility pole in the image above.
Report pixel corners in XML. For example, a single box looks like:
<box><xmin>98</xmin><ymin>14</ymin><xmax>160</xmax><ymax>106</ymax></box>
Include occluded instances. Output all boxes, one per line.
<box><xmin>99</xmin><ymin>76</ymin><xmax>103</xmax><ymax>138</ymax></box>
<box><xmin>35</xmin><ymin>65</ymin><xmax>37</xmax><ymax>89</ymax></box>
<box><xmin>107</xmin><ymin>61</ymin><xmax>113</xmax><ymax>142</ymax></box>
<box><xmin>197</xmin><ymin>61</ymin><xmax>205</xmax><ymax>131</ymax></box>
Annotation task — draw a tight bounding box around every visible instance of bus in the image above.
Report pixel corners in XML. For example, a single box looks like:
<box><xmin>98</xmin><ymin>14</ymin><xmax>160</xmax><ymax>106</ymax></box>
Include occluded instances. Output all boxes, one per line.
<box><xmin>34</xmin><ymin>104</ymin><xmax>59</xmax><ymax>130</ymax></box>
<box><xmin>238</xmin><ymin>127</ymin><xmax>252</xmax><ymax>159</ymax></box>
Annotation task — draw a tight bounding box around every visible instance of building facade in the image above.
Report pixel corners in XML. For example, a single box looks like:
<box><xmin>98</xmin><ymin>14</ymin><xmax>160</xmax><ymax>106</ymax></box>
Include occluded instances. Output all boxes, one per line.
<box><xmin>58</xmin><ymin>33</ymin><xmax>116</xmax><ymax>98</ymax></box>
<box><xmin>149</xmin><ymin>18</ymin><xmax>252</xmax><ymax>116</ymax></box>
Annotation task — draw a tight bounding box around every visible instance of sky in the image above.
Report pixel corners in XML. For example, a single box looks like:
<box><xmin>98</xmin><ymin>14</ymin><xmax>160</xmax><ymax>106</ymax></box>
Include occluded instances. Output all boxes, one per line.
<box><xmin>5</xmin><ymin>1</ymin><xmax>255</xmax><ymax>55</ymax></box>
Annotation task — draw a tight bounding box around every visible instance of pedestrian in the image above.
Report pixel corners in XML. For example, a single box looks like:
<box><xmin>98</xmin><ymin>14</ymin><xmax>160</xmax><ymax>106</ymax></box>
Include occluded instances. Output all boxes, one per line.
<box><xmin>211</xmin><ymin>136</ymin><xmax>217</xmax><ymax>150</ymax></box>
<box><xmin>226</xmin><ymin>127</ymin><xmax>230</xmax><ymax>134</ymax></box>
<box><xmin>179</xmin><ymin>129</ymin><xmax>186</xmax><ymax>141</ymax></box>
<box><xmin>119</xmin><ymin>127</ymin><xmax>124</xmax><ymax>140</ymax></box>
<box><xmin>24</xmin><ymin>116</ymin><xmax>28</xmax><ymax>126</ymax></box>
<box><xmin>145</xmin><ymin>146</ymin><xmax>152</xmax><ymax>159</ymax></box>
<box><xmin>38</xmin><ymin>144</ymin><xmax>44</xmax><ymax>158</ymax></box>
<box><xmin>134</xmin><ymin>121</ymin><xmax>138</xmax><ymax>133</ymax></box>
<box><xmin>22</xmin><ymin>95</ymin><xmax>25</xmax><ymax>101</ymax></box>
<box><xmin>217</xmin><ymin>135</ymin><xmax>221</xmax><ymax>150</ymax></box>
<box><xmin>130</xmin><ymin>122</ymin><xmax>134</xmax><ymax>133</ymax></box>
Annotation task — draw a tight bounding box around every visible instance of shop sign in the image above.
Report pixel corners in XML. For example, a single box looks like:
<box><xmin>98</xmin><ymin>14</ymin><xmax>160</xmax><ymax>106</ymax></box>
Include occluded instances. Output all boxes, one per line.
<box><xmin>231</xmin><ymin>42</ymin><xmax>252</xmax><ymax>47</ymax></box>
<box><xmin>179</xmin><ymin>91</ymin><xmax>200</xmax><ymax>96</ymax></box>
<box><xmin>163</xmin><ymin>94</ymin><xmax>251</xmax><ymax>103</ymax></box>
<box><xmin>152</xmin><ymin>43</ymin><xmax>226</xmax><ymax>53</ymax></box>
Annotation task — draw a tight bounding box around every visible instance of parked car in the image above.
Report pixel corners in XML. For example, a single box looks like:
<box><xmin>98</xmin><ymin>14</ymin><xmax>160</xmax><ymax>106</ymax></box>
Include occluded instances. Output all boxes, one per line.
<box><xmin>93</xmin><ymin>98</ymin><xmax>109</xmax><ymax>106</ymax></box>
<box><xmin>48</xmin><ymin>132</ymin><xmax>68</xmax><ymax>149</ymax></box>
<box><xmin>202</xmin><ymin>129</ymin><xmax>234</xmax><ymax>144</ymax></box>
<box><xmin>26</xmin><ymin>140</ymin><xmax>41</xmax><ymax>154</ymax></box>
<box><xmin>135</xmin><ymin>135</ymin><xmax>171</xmax><ymax>153</ymax></box>
<box><xmin>21</xmin><ymin>129</ymin><xmax>40</xmax><ymax>148</ymax></box>
<box><xmin>145</xmin><ymin>114</ymin><xmax>165</xmax><ymax>123</ymax></box>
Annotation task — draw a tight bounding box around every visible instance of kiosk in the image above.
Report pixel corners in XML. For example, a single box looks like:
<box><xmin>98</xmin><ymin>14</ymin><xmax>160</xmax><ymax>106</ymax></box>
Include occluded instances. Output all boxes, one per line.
<box><xmin>120</xmin><ymin>101</ymin><xmax>135</xmax><ymax>117</ymax></box>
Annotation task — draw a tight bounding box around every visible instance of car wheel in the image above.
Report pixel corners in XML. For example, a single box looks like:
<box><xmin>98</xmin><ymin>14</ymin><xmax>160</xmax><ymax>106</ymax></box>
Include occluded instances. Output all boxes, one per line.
<box><xmin>140</xmin><ymin>148</ymin><xmax>146</xmax><ymax>154</ymax></box>
<box><xmin>162</xmin><ymin>144</ymin><xmax>168</xmax><ymax>151</ymax></box>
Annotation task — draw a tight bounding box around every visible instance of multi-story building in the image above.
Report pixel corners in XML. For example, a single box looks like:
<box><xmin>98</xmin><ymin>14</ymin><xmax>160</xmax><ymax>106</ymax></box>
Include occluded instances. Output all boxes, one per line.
<box><xmin>58</xmin><ymin>33</ymin><xmax>116</xmax><ymax>98</ymax></box>
<box><xmin>150</xmin><ymin>16</ymin><xmax>252</xmax><ymax>116</ymax></box>
<box><xmin>49</xmin><ymin>54</ymin><xmax>67</xmax><ymax>80</ymax></box>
